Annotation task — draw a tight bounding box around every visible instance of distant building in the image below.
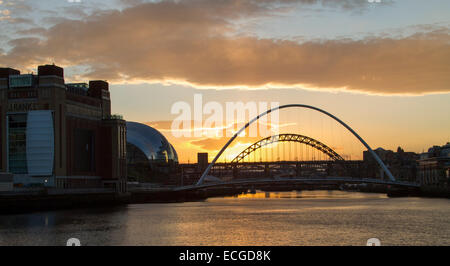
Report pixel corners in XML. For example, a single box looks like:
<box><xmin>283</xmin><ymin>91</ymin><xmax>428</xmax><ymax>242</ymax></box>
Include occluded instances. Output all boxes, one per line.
<box><xmin>0</xmin><ymin>65</ymin><xmax>127</xmax><ymax>192</ymax></box>
<box><xmin>174</xmin><ymin>153</ymin><xmax>210</xmax><ymax>187</ymax></box>
<box><xmin>417</xmin><ymin>143</ymin><xmax>450</xmax><ymax>187</ymax></box>
<box><xmin>197</xmin><ymin>152</ymin><xmax>208</xmax><ymax>171</ymax></box>
<box><xmin>363</xmin><ymin>147</ymin><xmax>418</xmax><ymax>182</ymax></box>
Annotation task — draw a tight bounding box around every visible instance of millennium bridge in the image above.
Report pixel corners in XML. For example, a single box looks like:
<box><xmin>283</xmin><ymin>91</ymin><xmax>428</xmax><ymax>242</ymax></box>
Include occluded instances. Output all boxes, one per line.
<box><xmin>172</xmin><ymin>104</ymin><xmax>420</xmax><ymax>199</ymax></box>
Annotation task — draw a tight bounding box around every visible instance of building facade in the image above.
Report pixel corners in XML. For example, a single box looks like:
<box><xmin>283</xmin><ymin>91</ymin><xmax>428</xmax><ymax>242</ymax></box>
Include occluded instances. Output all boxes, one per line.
<box><xmin>0</xmin><ymin>65</ymin><xmax>127</xmax><ymax>192</ymax></box>
<box><xmin>363</xmin><ymin>147</ymin><xmax>418</xmax><ymax>182</ymax></box>
<box><xmin>417</xmin><ymin>143</ymin><xmax>450</xmax><ymax>187</ymax></box>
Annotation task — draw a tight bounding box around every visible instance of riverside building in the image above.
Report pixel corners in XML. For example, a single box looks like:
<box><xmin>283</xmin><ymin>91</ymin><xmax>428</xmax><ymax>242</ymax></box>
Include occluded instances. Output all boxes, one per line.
<box><xmin>417</xmin><ymin>143</ymin><xmax>450</xmax><ymax>187</ymax></box>
<box><xmin>0</xmin><ymin>64</ymin><xmax>127</xmax><ymax>192</ymax></box>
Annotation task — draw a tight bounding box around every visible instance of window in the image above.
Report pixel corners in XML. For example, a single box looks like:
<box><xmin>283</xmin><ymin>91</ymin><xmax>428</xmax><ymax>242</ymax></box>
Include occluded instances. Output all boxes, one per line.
<box><xmin>9</xmin><ymin>75</ymin><xmax>33</xmax><ymax>88</ymax></box>
<box><xmin>8</xmin><ymin>114</ymin><xmax>28</xmax><ymax>174</ymax></box>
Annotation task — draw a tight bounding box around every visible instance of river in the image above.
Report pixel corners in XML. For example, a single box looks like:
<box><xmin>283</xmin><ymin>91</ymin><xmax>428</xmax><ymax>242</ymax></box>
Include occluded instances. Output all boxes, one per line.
<box><xmin>0</xmin><ymin>191</ymin><xmax>449</xmax><ymax>246</ymax></box>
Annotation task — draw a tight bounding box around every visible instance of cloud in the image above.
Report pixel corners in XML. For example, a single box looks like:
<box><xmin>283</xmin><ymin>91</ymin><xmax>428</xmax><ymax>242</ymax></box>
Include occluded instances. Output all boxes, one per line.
<box><xmin>145</xmin><ymin>120</ymin><xmax>260</xmax><ymax>156</ymax></box>
<box><xmin>190</xmin><ymin>137</ymin><xmax>231</xmax><ymax>151</ymax></box>
<box><xmin>2</xmin><ymin>0</ymin><xmax>32</xmax><ymax>12</ymax></box>
<box><xmin>0</xmin><ymin>0</ymin><xmax>33</xmax><ymax>24</ymax></box>
<box><xmin>1</xmin><ymin>0</ymin><xmax>449</xmax><ymax>95</ymax></box>
<box><xmin>146</xmin><ymin>119</ymin><xmax>287</xmax><ymax>137</ymax></box>
<box><xmin>16</xmin><ymin>27</ymin><xmax>47</xmax><ymax>36</ymax></box>
<box><xmin>0</xmin><ymin>16</ymin><xmax>33</xmax><ymax>24</ymax></box>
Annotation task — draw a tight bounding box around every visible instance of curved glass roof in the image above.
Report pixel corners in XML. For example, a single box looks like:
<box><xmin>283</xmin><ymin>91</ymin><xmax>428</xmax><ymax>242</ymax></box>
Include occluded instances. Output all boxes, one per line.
<box><xmin>126</xmin><ymin>122</ymin><xmax>178</xmax><ymax>163</ymax></box>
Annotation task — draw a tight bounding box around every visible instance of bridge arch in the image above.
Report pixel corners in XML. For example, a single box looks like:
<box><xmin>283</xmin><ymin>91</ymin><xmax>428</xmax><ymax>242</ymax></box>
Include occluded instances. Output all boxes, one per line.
<box><xmin>231</xmin><ymin>133</ymin><xmax>344</xmax><ymax>163</ymax></box>
<box><xmin>196</xmin><ymin>104</ymin><xmax>395</xmax><ymax>185</ymax></box>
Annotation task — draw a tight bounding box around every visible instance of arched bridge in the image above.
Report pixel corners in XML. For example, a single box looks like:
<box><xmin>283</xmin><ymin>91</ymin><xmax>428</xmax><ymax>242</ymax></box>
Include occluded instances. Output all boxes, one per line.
<box><xmin>180</xmin><ymin>104</ymin><xmax>420</xmax><ymax>196</ymax></box>
<box><xmin>231</xmin><ymin>133</ymin><xmax>344</xmax><ymax>163</ymax></box>
<box><xmin>197</xmin><ymin>104</ymin><xmax>397</xmax><ymax>186</ymax></box>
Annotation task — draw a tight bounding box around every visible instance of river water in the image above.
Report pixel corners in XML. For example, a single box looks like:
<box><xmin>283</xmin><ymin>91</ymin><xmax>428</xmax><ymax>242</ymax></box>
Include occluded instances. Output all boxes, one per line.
<box><xmin>0</xmin><ymin>191</ymin><xmax>449</xmax><ymax>246</ymax></box>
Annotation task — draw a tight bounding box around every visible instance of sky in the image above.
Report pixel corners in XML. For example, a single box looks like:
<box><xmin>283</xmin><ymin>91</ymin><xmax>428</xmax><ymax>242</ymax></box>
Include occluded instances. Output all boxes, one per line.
<box><xmin>1</xmin><ymin>0</ymin><xmax>449</xmax><ymax>163</ymax></box>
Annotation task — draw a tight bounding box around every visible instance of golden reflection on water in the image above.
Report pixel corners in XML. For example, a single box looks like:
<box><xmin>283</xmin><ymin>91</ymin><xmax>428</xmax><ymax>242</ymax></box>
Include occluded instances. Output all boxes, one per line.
<box><xmin>226</xmin><ymin>190</ymin><xmax>388</xmax><ymax>199</ymax></box>
<box><xmin>0</xmin><ymin>191</ymin><xmax>449</xmax><ymax>246</ymax></box>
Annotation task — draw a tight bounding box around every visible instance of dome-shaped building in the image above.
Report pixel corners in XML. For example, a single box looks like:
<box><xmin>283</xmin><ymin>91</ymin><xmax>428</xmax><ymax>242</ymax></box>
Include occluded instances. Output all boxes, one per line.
<box><xmin>126</xmin><ymin>122</ymin><xmax>178</xmax><ymax>183</ymax></box>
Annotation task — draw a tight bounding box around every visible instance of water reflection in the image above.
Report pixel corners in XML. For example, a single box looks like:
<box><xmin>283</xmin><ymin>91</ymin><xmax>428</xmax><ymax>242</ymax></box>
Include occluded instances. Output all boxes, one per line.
<box><xmin>0</xmin><ymin>191</ymin><xmax>449</xmax><ymax>246</ymax></box>
<box><xmin>230</xmin><ymin>190</ymin><xmax>388</xmax><ymax>199</ymax></box>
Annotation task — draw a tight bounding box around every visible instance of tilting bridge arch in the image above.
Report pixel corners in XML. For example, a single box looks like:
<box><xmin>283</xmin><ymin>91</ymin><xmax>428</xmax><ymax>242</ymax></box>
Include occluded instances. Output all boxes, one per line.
<box><xmin>231</xmin><ymin>133</ymin><xmax>344</xmax><ymax>164</ymax></box>
<box><xmin>196</xmin><ymin>104</ymin><xmax>396</xmax><ymax>185</ymax></box>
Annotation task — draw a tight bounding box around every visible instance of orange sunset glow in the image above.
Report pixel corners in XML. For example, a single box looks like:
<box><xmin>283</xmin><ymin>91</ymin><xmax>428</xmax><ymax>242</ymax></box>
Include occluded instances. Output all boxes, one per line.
<box><xmin>1</xmin><ymin>0</ymin><xmax>450</xmax><ymax>249</ymax></box>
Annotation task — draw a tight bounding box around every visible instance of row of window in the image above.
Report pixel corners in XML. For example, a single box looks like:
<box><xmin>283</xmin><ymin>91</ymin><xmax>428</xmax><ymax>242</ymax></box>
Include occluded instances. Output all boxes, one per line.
<box><xmin>8</xmin><ymin>114</ymin><xmax>28</xmax><ymax>174</ymax></box>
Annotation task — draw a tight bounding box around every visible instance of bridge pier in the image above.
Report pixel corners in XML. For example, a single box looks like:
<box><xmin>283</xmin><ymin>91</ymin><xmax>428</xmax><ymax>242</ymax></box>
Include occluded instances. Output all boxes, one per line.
<box><xmin>265</xmin><ymin>164</ymin><xmax>271</xmax><ymax>178</ymax></box>
<box><xmin>232</xmin><ymin>166</ymin><xmax>238</xmax><ymax>179</ymax></box>
<box><xmin>296</xmin><ymin>163</ymin><xmax>302</xmax><ymax>177</ymax></box>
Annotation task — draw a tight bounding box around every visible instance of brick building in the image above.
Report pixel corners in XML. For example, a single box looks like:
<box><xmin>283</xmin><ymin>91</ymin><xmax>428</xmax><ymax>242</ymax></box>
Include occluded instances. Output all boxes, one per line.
<box><xmin>0</xmin><ymin>64</ymin><xmax>127</xmax><ymax>192</ymax></box>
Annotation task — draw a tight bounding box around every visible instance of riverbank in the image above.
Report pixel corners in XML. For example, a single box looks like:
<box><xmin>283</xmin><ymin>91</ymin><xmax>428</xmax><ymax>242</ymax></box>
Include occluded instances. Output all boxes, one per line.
<box><xmin>0</xmin><ymin>189</ymin><xmax>129</xmax><ymax>214</ymax></box>
<box><xmin>419</xmin><ymin>186</ymin><xmax>450</xmax><ymax>198</ymax></box>
<box><xmin>1</xmin><ymin>185</ymin><xmax>448</xmax><ymax>215</ymax></box>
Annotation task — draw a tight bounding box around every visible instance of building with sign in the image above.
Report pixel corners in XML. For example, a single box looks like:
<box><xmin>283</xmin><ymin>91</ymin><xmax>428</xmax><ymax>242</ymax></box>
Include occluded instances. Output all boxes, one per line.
<box><xmin>0</xmin><ymin>65</ymin><xmax>127</xmax><ymax>192</ymax></box>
